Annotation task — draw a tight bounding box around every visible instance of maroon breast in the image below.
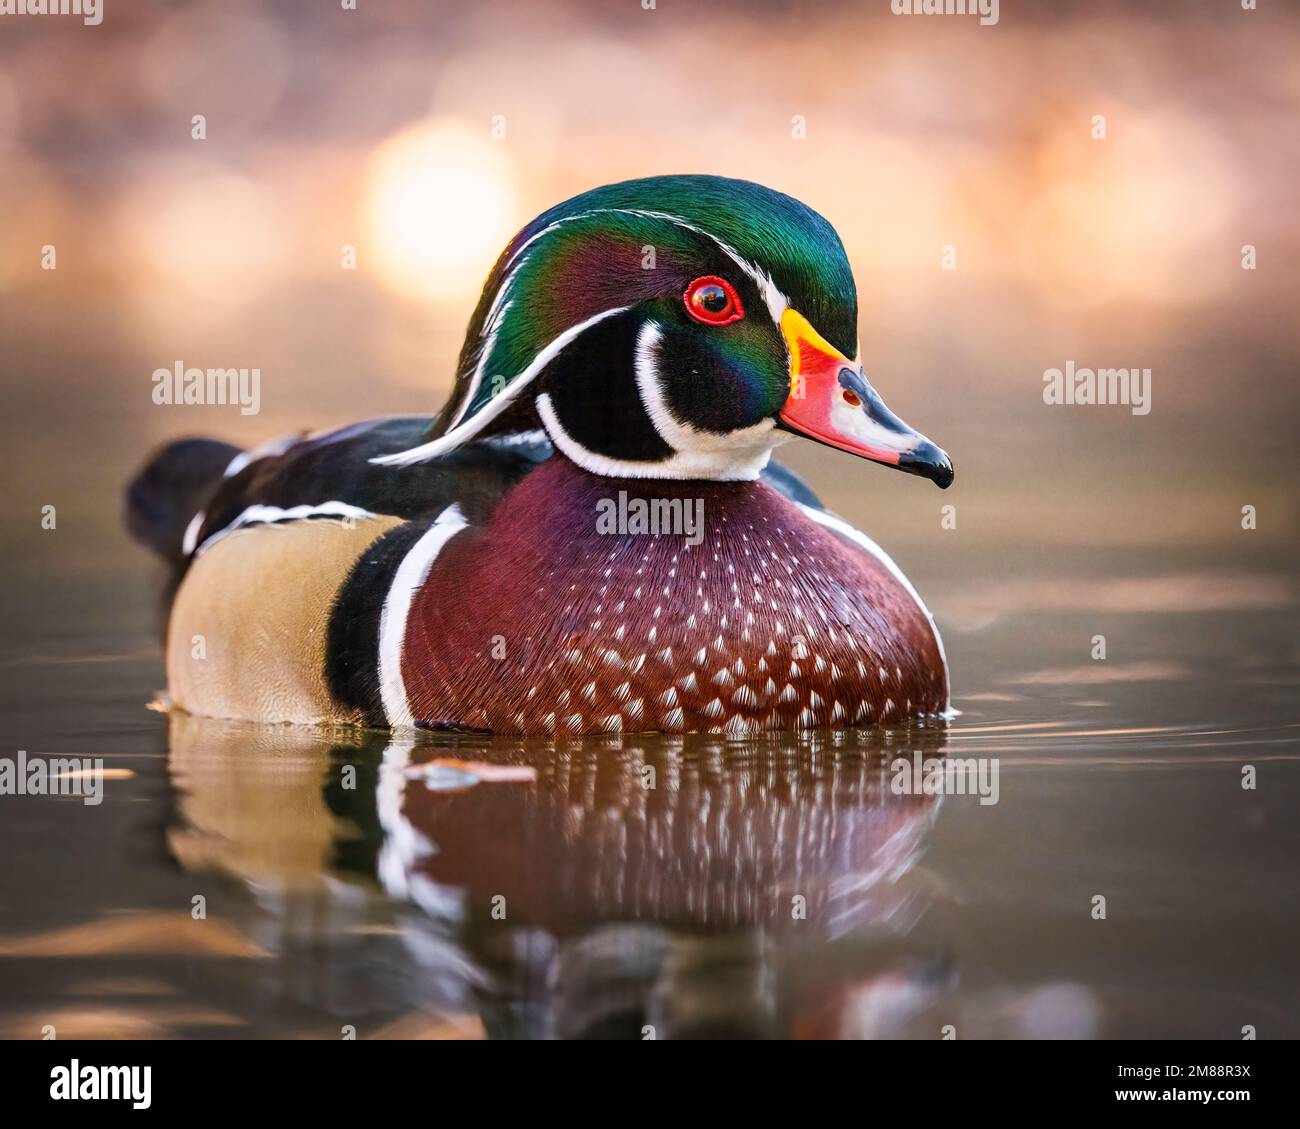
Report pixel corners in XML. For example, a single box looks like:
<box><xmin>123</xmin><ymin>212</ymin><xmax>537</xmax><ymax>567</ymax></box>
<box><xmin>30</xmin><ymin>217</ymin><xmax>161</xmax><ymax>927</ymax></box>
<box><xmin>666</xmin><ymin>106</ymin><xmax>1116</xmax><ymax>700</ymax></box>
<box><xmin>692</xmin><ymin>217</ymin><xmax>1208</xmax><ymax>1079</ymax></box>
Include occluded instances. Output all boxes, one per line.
<box><xmin>402</xmin><ymin>458</ymin><xmax>946</xmax><ymax>735</ymax></box>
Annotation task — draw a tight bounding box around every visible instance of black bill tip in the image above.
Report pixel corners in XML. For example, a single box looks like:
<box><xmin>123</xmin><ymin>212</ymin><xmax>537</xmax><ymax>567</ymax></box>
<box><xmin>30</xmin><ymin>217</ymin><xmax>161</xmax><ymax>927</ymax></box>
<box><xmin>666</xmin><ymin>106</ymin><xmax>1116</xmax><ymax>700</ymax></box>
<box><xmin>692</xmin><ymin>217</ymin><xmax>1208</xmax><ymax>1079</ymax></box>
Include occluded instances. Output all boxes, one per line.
<box><xmin>898</xmin><ymin>441</ymin><xmax>954</xmax><ymax>489</ymax></box>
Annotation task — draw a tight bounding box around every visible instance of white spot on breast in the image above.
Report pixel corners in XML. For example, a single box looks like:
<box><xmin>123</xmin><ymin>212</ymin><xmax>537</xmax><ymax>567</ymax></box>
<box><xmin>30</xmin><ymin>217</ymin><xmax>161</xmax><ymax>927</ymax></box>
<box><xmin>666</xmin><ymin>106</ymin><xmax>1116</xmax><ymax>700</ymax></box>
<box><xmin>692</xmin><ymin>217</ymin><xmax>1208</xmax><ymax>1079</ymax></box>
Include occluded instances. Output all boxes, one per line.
<box><xmin>724</xmin><ymin>714</ymin><xmax>759</xmax><ymax>737</ymax></box>
<box><xmin>732</xmin><ymin>685</ymin><xmax>758</xmax><ymax>708</ymax></box>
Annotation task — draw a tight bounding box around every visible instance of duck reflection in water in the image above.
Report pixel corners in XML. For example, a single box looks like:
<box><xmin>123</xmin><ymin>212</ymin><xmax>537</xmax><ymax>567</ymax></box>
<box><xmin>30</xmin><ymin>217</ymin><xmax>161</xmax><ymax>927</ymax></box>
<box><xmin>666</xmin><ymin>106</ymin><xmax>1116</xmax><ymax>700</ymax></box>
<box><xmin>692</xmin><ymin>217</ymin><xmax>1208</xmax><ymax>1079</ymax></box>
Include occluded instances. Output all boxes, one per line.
<box><xmin>165</xmin><ymin>713</ymin><xmax>953</xmax><ymax>1039</ymax></box>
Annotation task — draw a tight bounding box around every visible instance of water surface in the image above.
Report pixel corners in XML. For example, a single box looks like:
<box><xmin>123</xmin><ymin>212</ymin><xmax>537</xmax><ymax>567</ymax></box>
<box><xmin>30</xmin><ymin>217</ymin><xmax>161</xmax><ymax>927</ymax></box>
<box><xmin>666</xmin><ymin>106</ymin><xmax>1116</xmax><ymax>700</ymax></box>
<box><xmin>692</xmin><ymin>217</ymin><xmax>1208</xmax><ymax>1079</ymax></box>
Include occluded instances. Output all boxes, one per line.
<box><xmin>1</xmin><ymin>544</ymin><xmax>1297</xmax><ymax>1040</ymax></box>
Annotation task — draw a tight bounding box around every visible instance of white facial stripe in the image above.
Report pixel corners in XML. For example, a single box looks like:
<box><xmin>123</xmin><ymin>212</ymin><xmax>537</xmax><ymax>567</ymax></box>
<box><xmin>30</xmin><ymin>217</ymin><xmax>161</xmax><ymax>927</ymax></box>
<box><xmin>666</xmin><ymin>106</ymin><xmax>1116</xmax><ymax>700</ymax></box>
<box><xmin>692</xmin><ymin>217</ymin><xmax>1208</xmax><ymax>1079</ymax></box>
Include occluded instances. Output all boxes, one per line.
<box><xmin>632</xmin><ymin>319</ymin><xmax>669</xmax><ymax>435</ymax></box>
<box><xmin>452</xmin><ymin>297</ymin><xmax>513</xmax><ymax>432</ymax></box>
<box><xmin>498</xmin><ymin>207</ymin><xmax>788</xmax><ymax>326</ymax></box>
<box><xmin>634</xmin><ymin>319</ymin><xmax>783</xmax><ymax>458</ymax></box>
<box><xmin>616</xmin><ymin>207</ymin><xmax>788</xmax><ymax>325</ymax></box>
<box><xmin>370</xmin><ymin>305</ymin><xmax>629</xmax><ymax>467</ymax></box>
<box><xmin>378</xmin><ymin>206</ymin><xmax>789</xmax><ymax>468</ymax></box>
<box><xmin>378</xmin><ymin>504</ymin><xmax>468</xmax><ymax>727</ymax></box>
<box><xmin>536</xmin><ymin>391</ymin><xmax>777</xmax><ymax>481</ymax></box>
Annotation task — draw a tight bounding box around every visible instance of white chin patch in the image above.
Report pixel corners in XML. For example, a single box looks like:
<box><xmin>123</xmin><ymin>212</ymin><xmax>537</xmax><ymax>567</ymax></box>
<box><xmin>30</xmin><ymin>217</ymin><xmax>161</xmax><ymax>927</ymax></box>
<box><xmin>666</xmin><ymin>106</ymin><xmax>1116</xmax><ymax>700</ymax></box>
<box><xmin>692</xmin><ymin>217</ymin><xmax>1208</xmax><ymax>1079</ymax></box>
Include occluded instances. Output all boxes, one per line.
<box><xmin>536</xmin><ymin>392</ymin><xmax>778</xmax><ymax>481</ymax></box>
<box><xmin>588</xmin><ymin>319</ymin><xmax>780</xmax><ymax>480</ymax></box>
<box><xmin>369</xmin><ymin>305</ymin><xmax>629</xmax><ymax>467</ymax></box>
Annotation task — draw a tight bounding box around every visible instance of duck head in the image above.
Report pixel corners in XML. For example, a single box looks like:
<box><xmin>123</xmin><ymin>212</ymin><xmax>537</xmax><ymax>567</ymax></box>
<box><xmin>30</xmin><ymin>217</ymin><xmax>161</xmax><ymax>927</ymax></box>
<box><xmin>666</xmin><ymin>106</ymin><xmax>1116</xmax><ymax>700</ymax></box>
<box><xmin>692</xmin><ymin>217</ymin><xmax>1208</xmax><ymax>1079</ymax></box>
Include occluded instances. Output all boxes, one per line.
<box><xmin>375</xmin><ymin>174</ymin><xmax>952</xmax><ymax>487</ymax></box>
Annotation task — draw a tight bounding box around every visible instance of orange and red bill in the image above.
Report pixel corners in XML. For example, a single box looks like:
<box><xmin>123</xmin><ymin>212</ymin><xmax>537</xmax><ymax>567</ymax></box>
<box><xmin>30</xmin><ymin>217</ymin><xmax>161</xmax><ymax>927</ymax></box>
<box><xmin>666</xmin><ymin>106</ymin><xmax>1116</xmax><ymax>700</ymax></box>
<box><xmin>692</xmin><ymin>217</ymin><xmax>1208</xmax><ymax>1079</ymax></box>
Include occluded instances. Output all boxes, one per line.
<box><xmin>777</xmin><ymin>309</ymin><xmax>953</xmax><ymax>489</ymax></box>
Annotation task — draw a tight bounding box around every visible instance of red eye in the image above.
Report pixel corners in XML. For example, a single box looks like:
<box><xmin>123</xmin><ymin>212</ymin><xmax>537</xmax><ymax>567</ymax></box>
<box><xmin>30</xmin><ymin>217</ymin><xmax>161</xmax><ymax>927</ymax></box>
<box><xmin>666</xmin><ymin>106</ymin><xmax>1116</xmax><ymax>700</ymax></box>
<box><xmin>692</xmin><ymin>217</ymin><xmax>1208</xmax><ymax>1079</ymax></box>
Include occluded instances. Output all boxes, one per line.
<box><xmin>683</xmin><ymin>275</ymin><xmax>744</xmax><ymax>326</ymax></box>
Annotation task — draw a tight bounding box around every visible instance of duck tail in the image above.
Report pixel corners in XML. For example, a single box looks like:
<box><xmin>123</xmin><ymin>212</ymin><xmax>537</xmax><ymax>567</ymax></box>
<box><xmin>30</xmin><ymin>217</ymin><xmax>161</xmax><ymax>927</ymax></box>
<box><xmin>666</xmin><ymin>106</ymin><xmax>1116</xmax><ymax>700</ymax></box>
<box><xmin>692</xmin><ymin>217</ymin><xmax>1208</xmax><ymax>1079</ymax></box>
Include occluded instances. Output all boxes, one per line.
<box><xmin>124</xmin><ymin>437</ymin><xmax>241</xmax><ymax>567</ymax></box>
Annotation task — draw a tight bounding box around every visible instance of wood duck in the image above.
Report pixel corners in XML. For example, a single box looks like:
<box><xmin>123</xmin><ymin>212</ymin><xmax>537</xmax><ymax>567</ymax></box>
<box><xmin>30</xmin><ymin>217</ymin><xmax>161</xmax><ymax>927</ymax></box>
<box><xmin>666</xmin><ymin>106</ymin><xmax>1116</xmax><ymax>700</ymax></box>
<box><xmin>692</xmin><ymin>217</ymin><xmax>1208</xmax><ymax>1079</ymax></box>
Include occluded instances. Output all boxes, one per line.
<box><xmin>126</xmin><ymin>175</ymin><xmax>954</xmax><ymax>735</ymax></box>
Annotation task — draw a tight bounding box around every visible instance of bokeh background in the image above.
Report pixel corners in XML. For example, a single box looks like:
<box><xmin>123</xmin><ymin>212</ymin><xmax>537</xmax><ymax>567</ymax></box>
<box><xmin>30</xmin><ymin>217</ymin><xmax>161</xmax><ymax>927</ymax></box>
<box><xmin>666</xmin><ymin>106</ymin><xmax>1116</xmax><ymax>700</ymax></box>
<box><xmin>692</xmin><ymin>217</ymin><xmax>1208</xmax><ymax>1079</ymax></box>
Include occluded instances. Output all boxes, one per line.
<box><xmin>4</xmin><ymin>0</ymin><xmax>1298</xmax><ymax>557</ymax></box>
<box><xmin>0</xmin><ymin>0</ymin><xmax>1297</xmax><ymax>673</ymax></box>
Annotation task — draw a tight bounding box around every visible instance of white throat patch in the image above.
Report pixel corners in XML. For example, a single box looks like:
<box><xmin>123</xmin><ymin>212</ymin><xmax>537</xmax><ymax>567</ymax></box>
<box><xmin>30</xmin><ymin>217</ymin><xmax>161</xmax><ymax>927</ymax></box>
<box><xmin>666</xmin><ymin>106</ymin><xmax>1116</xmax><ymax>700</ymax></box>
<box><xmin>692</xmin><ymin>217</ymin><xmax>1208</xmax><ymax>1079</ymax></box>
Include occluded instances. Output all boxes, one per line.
<box><xmin>534</xmin><ymin>319</ymin><xmax>783</xmax><ymax>482</ymax></box>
